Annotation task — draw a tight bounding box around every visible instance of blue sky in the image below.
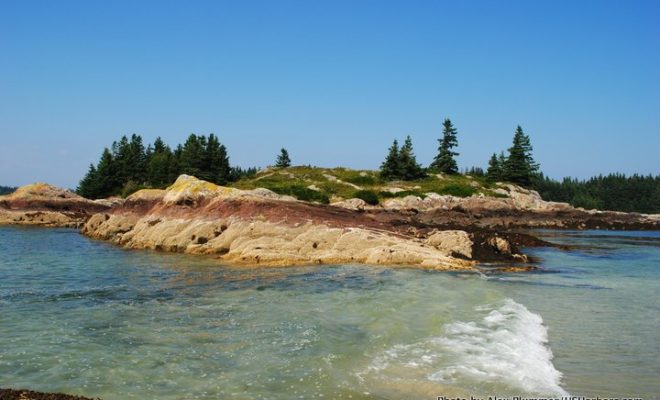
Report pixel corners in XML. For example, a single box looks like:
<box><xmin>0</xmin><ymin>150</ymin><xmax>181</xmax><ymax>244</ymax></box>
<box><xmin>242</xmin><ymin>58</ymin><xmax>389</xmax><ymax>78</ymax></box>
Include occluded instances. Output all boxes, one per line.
<box><xmin>1</xmin><ymin>0</ymin><xmax>658</xmax><ymax>188</ymax></box>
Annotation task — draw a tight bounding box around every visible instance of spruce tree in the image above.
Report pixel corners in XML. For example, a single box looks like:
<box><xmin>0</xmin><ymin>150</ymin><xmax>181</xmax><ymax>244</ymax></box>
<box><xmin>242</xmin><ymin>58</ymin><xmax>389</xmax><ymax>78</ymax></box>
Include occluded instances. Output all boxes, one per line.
<box><xmin>77</xmin><ymin>164</ymin><xmax>100</xmax><ymax>199</ymax></box>
<box><xmin>503</xmin><ymin>125</ymin><xmax>539</xmax><ymax>187</ymax></box>
<box><xmin>179</xmin><ymin>134</ymin><xmax>206</xmax><ymax>177</ymax></box>
<box><xmin>111</xmin><ymin>136</ymin><xmax>130</xmax><ymax>184</ymax></box>
<box><xmin>147</xmin><ymin>137</ymin><xmax>174</xmax><ymax>187</ymax></box>
<box><xmin>399</xmin><ymin>135</ymin><xmax>425</xmax><ymax>180</ymax></box>
<box><xmin>275</xmin><ymin>148</ymin><xmax>291</xmax><ymax>168</ymax></box>
<box><xmin>380</xmin><ymin>139</ymin><xmax>402</xmax><ymax>180</ymax></box>
<box><xmin>127</xmin><ymin>134</ymin><xmax>147</xmax><ymax>183</ymax></box>
<box><xmin>430</xmin><ymin>118</ymin><xmax>459</xmax><ymax>174</ymax></box>
<box><xmin>95</xmin><ymin>148</ymin><xmax>119</xmax><ymax>197</ymax></box>
<box><xmin>486</xmin><ymin>152</ymin><xmax>503</xmax><ymax>182</ymax></box>
<box><xmin>206</xmin><ymin>134</ymin><xmax>231</xmax><ymax>184</ymax></box>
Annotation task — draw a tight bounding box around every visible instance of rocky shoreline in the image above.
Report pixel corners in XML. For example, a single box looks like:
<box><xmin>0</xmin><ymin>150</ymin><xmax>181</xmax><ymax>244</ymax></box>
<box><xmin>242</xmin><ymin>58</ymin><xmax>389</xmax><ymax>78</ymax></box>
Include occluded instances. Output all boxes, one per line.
<box><xmin>0</xmin><ymin>183</ymin><xmax>110</xmax><ymax>228</ymax></box>
<box><xmin>0</xmin><ymin>388</ymin><xmax>99</xmax><ymax>400</ymax></box>
<box><xmin>1</xmin><ymin>175</ymin><xmax>658</xmax><ymax>272</ymax></box>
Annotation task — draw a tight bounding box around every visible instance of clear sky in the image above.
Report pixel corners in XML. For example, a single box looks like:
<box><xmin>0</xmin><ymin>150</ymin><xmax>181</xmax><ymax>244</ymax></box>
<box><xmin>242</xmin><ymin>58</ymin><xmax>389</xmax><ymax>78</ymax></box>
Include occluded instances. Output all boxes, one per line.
<box><xmin>1</xmin><ymin>0</ymin><xmax>659</xmax><ymax>188</ymax></box>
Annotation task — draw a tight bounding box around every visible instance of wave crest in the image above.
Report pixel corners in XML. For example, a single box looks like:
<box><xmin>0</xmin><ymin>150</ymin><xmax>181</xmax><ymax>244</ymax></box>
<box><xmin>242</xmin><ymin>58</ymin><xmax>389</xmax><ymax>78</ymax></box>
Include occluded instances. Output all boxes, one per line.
<box><xmin>362</xmin><ymin>299</ymin><xmax>568</xmax><ymax>396</ymax></box>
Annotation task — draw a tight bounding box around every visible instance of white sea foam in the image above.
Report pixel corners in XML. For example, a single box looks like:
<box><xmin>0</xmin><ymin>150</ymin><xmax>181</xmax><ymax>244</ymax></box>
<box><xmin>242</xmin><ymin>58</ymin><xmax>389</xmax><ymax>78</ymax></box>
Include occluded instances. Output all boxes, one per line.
<box><xmin>362</xmin><ymin>299</ymin><xmax>569</xmax><ymax>396</ymax></box>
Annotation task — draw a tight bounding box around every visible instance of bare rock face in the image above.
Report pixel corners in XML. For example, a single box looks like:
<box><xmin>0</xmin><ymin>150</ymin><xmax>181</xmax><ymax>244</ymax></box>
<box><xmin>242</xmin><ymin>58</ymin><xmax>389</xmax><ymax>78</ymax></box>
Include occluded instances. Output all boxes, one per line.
<box><xmin>331</xmin><ymin>198</ymin><xmax>368</xmax><ymax>211</ymax></box>
<box><xmin>93</xmin><ymin>196</ymin><xmax>124</xmax><ymax>208</ymax></box>
<box><xmin>82</xmin><ymin>175</ymin><xmax>478</xmax><ymax>271</ymax></box>
<box><xmin>425</xmin><ymin>230</ymin><xmax>473</xmax><ymax>259</ymax></box>
<box><xmin>0</xmin><ymin>183</ymin><xmax>109</xmax><ymax>227</ymax></box>
<box><xmin>381</xmin><ymin>195</ymin><xmax>426</xmax><ymax>210</ymax></box>
<box><xmin>379</xmin><ymin>186</ymin><xmax>573</xmax><ymax>214</ymax></box>
<box><xmin>487</xmin><ymin>236</ymin><xmax>512</xmax><ymax>255</ymax></box>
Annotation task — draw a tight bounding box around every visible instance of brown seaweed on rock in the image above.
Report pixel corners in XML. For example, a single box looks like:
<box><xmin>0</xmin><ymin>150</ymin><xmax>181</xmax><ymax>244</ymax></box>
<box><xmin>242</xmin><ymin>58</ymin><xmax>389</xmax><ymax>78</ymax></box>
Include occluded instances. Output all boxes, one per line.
<box><xmin>0</xmin><ymin>388</ymin><xmax>100</xmax><ymax>400</ymax></box>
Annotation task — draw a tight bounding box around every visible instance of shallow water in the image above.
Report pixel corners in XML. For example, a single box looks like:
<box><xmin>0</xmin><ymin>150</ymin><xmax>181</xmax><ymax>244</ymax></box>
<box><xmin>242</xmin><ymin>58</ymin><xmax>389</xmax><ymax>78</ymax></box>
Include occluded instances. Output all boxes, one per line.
<box><xmin>0</xmin><ymin>226</ymin><xmax>658</xmax><ymax>399</ymax></box>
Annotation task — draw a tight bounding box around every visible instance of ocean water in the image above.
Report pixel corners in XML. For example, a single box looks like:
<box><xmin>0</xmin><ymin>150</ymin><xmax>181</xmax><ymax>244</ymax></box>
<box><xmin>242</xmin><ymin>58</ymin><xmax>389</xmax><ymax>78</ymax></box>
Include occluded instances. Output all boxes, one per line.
<box><xmin>0</xmin><ymin>226</ymin><xmax>658</xmax><ymax>399</ymax></box>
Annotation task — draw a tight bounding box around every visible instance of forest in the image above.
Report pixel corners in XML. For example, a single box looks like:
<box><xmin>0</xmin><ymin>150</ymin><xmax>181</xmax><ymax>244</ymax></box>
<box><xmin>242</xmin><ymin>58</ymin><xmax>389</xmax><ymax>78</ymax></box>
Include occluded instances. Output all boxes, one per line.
<box><xmin>533</xmin><ymin>173</ymin><xmax>660</xmax><ymax>214</ymax></box>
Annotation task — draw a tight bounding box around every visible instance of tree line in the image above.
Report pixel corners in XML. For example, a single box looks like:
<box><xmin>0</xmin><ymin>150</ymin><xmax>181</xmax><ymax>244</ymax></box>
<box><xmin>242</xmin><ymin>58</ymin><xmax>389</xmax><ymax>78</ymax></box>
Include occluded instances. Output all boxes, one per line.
<box><xmin>380</xmin><ymin>119</ymin><xmax>540</xmax><ymax>187</ymax></box>
<box><xmin>77</xmin><ymin>134</ymin><xmax>258</xmax><ymax>199</ymax></box>
<box><xmin>534</xmin><ymin>173</ymin><xmax>660</xmax><ymax>214</ymax></box>
<box><xmin>0</xmin><ymin>186</ymin><xmax>16</xmax><ymax>196</ymax></box>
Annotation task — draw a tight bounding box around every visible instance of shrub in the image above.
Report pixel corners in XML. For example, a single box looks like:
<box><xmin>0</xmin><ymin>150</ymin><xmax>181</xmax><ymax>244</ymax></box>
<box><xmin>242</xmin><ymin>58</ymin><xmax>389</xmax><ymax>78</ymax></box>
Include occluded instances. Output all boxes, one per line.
<box><xmin>378</xmin><ymin>190</ymin><xmax>427</xmax><ymax>199</ymax></box>
<box><xmin>437</xmin><ymin>184</ymin><xmax>477</xmax><ymax>197</ymax></box>
<box><xmin>352</xmin><ymin>190</ymin><xmax>379</xmax><ymax>205</ymax></box>
<box><xmin>345</xmin><ymin>175</ymin><xmax>377</xmax><ymax>185</ymax></box>
<box><xmin>271</xmin><ymin>185</ymin><xmax>330</xmax><ymax>204</ymax></box>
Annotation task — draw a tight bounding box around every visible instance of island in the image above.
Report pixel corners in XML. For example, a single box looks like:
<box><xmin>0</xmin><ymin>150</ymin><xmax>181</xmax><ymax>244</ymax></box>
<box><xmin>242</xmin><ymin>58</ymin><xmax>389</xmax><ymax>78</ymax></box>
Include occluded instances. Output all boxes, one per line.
<box><xmin>2</xmin><ymin>168</ymin><xmax>658</xmax><ymax>274</ymax></box>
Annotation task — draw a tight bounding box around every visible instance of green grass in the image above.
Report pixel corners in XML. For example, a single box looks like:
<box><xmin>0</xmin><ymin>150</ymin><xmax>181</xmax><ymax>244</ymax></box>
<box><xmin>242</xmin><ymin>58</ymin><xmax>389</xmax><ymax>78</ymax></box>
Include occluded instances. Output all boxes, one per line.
<box><xmin>229</xmin><ymin>166</ymin><xmax>505</xmax><ymax>203</ymax></box>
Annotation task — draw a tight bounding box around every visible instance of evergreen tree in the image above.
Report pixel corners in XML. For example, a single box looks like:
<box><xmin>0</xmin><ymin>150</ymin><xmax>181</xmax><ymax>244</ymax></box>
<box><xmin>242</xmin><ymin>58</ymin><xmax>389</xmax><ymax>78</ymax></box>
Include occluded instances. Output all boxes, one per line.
<box><xmin>95</xmin><ymin>148</ymin><xmax>119</xmax><ymax>197</ymax></box>
<box><xmin>77</xmin><ymin>164</ymin><xmax>100</xmax><ymax>199</ymax></box>
<box><xmin>380</xmin><ymin>139</ymin><xmax>402</xmax><ymax>180</ymax></box>
<box><xmin>76</xmin><ymin>147</ymin><xmax>119</xmax><ymax>198</ymax></box>
<box><xmin>503</xmin><ymin>126</ymin><xmax>539</xmax><ymax>187</ymax></box>
<box><xmin>172</xmin><ymin>143</ymin><xmax>183</xmax><ymax>180</ymax></box>
<box><xmin>275</xmin><ymin>148</ymin><xmax>291</xmax><ymax>168</ymax></box>
<box><xmin>486</xmin><ymin>152</ymin><xmax>504</xmax><ymax>182</ymax></box>
<box><xmin>533</xmin><ymin>173</ymin><xmax>660</xmax><ymax>214</ymax></box>
<box><xmin>430</xmin><ymin>119</ymin><xmax>459</xmax><ymax>174</ymax></box>
<box><xmin>498</xmin><ymin>151</ymin><xmax>507</xmax><ymax>168</ymax></box>
<box><xmin>147</xmin><ymin>137</ymin><xmax>175</xmax><ymax>187</ymax></box>
<box><xmin>465</xmin><ymin>166</ymin><xmax>485</xmax><ymax>177</ymax></box>
<box><xmin>206</xmin><ymin>134</ymin><xmax>231</xmax><ymax>184</ymax></box>
<box><xmin>76</xmin><ymin>133</ymin><xmax>242</xmax><ymax>197</ymax></box>
<box><xmin>109</xmin><ymin>134</ymin><xmax>146</xmax><ymax>186</ymax></box>
<box><xmin>229</xmin><ymin>166</ymin><xmax>259</xmax><ymax>182</ymax></box>
<box><xmin>399</xmin><ymin>135</ymin><xmax>426</xmax><ymax>180</ymax></box>
<box><xmin>128</xmin><ymin>134</ymin><xmax>147</xmax><ymax>183</ymax></box>
<box><xmin>0</xmin><ymin>186</ymin><xmax>16</xmax><ymax>195</ymax></box>
<box><xmin>179</xmin><ymin>134</ymin><xmax>206</xmax><ymax>177</ymax></box>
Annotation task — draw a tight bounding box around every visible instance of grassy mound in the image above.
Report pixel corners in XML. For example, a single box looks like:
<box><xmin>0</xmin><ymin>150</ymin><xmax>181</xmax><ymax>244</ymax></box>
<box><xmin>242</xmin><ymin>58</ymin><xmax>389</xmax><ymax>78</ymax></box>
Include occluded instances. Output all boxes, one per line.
<box><xmin>229</xmin><ymin>166</ymin><xmax>501</xmax><ymax>203</ymax></box>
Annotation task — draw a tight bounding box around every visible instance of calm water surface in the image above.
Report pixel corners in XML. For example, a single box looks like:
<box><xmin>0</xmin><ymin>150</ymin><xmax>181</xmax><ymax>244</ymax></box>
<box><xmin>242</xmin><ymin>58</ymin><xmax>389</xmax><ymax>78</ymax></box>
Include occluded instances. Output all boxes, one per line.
<box><xmin>0</xmin><ymin>226</ymin><xmax>658</xmax><ymax>399</ymax></box>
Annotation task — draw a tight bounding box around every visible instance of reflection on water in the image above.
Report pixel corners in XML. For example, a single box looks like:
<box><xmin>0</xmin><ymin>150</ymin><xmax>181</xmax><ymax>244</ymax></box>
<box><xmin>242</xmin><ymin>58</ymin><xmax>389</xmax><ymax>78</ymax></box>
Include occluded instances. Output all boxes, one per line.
<box><xmin>0</xmin><ymin>227</ymin><xmax>658</xmax><ymax>399</ymax></box>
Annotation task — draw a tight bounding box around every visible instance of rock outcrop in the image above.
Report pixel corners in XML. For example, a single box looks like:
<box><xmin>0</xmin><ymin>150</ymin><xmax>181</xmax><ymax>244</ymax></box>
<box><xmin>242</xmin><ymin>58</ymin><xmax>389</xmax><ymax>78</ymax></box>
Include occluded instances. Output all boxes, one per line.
<box><xmin>379</xmin><ymin>186</ymin><xmax>574</xmax><ymax>213</ymax></box>
<box><xmin>373</xmin><ymin>185</ymin><xmax>659</xmax><ymax>231</ymax></box>
<box><xmin>82</xmin><ymin>175</ymin><xmax>524</xmax><ymax>271</ymax></box>
<box><xmin>9</xmin><ymin>174</ymin><xmax>654</xmax><ymax>271</ymax></box>
<box><xmin>0</xmin><ymin>183</ymin><xmax>110</xmax><ymax>228</ymax></box>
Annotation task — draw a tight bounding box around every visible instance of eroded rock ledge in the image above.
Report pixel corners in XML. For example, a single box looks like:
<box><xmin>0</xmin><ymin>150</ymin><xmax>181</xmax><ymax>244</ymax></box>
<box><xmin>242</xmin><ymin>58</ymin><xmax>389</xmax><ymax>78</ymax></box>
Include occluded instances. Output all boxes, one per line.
<box><xmin>80</xmin><ymin>175</ymin><xmax>533</xmax><ymax>271</ymax></box>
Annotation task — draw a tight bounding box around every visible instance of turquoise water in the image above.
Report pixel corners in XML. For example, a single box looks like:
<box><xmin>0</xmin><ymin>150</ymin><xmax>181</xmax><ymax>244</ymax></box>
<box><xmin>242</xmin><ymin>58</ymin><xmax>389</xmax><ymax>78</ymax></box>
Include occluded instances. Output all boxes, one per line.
<box><xmin>0</xmin><ymin>226</ymin><xmax>658</xmax><ymax>399</ymax></box>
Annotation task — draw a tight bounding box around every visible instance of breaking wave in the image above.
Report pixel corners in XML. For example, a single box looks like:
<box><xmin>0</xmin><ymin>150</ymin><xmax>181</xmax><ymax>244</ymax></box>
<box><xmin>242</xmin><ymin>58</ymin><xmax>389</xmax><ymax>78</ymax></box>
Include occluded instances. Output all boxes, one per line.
<box><xmin>363</xmin><ymin>299</ymin><xmax>568</xmax><ymax>396</ymax></box>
